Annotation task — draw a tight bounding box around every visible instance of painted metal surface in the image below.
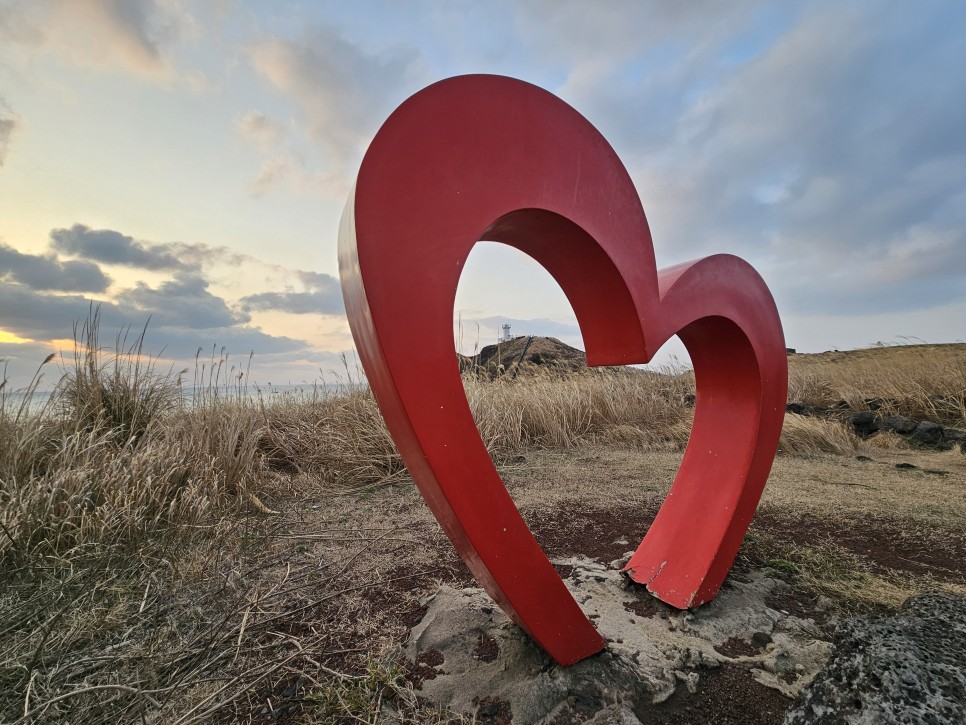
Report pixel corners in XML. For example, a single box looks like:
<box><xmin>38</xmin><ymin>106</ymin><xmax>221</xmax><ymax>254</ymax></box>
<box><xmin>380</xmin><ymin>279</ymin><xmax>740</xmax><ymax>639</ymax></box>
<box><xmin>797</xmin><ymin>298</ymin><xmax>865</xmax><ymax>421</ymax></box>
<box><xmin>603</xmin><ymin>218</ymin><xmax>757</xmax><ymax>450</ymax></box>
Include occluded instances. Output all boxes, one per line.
<box><xmin>338</xmin><ymin>75</ymin><xmax>787</xmax><ymax>666</ymax></box>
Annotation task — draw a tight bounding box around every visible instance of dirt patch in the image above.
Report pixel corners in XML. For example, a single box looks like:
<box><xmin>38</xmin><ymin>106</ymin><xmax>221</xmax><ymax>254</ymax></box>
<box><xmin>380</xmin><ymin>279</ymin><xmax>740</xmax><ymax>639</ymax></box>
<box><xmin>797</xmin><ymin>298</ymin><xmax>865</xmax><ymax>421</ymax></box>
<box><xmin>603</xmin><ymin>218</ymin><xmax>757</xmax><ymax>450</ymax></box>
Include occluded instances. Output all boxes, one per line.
<box><xmin>753</xmin><ymin>510</ymin><xmax>966</xmax><ymax>583</ymax></box>
<box><xmin>547</xmin><ymin>691</ymin><xmax>607</xmax><ymax>724</ymax></box>
<box><xmin>632</xmin><ymin>664</ymin><xmax>792</xmax><ymax>725</ymax></box>
<box><xmin>624</xmin><ymin>597</ymin><xmax>661</xmax><ymax>619</ymax></box>
<box><xmin>553</xmin><ymin>562</ymin><xmax>575</xmax><ymax>579</ymax></box>
<box><xmin>474</xmin><ymin>696</ymin><xmax>513</xmax><ymax>724</ymax></box>
<box><xmin>526</xmin><ymin>503</ymin><xmax>659</xmax><ymax>562</ymax></box>
<box><xmin>764</xmin><ymin>587</ymin><xmax>832</xmax><ymax>627</ymax></box>
<box><xmin>713</xmin><ymin>636</ymin><xmax>761</xmax><ymax>658</ymax></box>
<box><xmin>407</xmin><ymin>649</ymin><xmax>445</xmax><ymax>689</ymax></box>
<box><xmin>474</xmin><ymin>633</ymin><xmax>500</xmax><ymax>663</ymax></box>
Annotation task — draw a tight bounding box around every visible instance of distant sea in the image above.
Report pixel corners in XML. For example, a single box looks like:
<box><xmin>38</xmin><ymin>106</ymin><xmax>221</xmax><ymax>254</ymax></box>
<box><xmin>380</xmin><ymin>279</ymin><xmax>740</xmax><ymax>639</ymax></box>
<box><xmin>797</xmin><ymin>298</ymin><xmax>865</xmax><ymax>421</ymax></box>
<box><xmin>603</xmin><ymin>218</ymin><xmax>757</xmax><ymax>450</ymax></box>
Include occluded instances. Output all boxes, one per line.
<box><xmin>2</xmin><ymin>383</ymin><xmax>366</xmax><ymax>416</ymax></box>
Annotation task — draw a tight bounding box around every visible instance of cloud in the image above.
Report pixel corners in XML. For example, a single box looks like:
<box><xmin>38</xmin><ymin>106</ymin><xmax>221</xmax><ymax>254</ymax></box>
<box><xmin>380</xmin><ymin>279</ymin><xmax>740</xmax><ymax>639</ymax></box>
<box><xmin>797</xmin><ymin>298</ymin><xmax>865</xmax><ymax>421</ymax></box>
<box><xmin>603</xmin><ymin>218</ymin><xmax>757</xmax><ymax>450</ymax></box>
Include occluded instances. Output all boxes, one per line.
<box><xmin>0</xmin><ymin>228</ymin><xmax>340</xmax><ymax>388</ymax></box>
<box><xmin>49</xmin><ymin>224</ymin><xmax>232</xmax><ymax>272</ymax></box>
<box><xmin>140</xmin><ymin>324</ymin><xmax>306</xmax><ymax>362</ymax></box>
<box><xmin>517</xmin><ymin>0</ymin><xmax>762</xmax><ymax>67</ymax></box>
<box><xmin>0</xmin><ymin>340</ymin><xmax>61</xmax><ymax>372</ymax></box>
<box><xmin>0</xmin><ymin>283</ymin><xmax>127</xmax><ymax>343</ymax></box>
<box><xmin>0</xmin><ymin>243</ymin><xmax>110</xmax><ymax>292</ymax></box>
<box><xmin>236</xmin><ymin>110</ymin><xmax>285</xmax><ymax>151</ymax></box>
<box><xmin>240</xmin><ymin>270</ymin><xmax>344</xmax><ymax>315</ymax></box>
<box><xmin>0</xmin><ymin>96</ymin><xmax>19</xmax><ymax>167</ymax></box>
<box><xmin>0</xmin><ymin>280</ymin><xmax>308</xmax><ymax>380</ymax></box>
<box><xmin>248</xmin><ymin>157</ymin><xmax>295</xmax><ymax>197</ymax></box>
<box><xmin>115</xmin><ymin>274</ymin><xmax>248</xmax><ymax>329</ymax></box>
<box><xmin>0</xmin><ymin>118</ymin><xmax>18</xmax><ymax>168</ymax></box>
<box><xmin>1</xmin><ymin>0</ymin><xmax>198</xmax><ymax>81</ymax></box>
<box><xmin>240</xmin><ymin>291</ymin><xmax>341</xmax><ymax>316</ymax></box>
<box><xmin>246</xmin><ymin>25</ymin><xmax>424</xmax><ymax>193</ymax></box>
<box><xmin>532</xmin><ymin>2</ymin><xmax>966</xmax><ymax>318</ymax></box>
<box><xmin>872</xmin><ymin>226</ymin><xmax>966</xmax><ymax>286</ymax></box>
<box><xmin>0</xmin><ymin>2</ymin><xmax>43</xmax><ymax>44</ymax></box>
<box><xmin>183</xmin><ymin>68</ymin><xmax>207</xmax><ymax>94</ymax></box>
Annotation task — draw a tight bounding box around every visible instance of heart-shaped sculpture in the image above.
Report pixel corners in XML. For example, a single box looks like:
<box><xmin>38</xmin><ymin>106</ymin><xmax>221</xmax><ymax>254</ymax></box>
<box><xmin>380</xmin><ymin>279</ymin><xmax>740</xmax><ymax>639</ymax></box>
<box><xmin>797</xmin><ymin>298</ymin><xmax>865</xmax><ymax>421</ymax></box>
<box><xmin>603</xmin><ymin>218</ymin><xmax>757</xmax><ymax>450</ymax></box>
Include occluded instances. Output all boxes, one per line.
<box><xmin>339</xmin><ymin>75</ymin><xmax>787</xmax><ymax>666</ymax></box>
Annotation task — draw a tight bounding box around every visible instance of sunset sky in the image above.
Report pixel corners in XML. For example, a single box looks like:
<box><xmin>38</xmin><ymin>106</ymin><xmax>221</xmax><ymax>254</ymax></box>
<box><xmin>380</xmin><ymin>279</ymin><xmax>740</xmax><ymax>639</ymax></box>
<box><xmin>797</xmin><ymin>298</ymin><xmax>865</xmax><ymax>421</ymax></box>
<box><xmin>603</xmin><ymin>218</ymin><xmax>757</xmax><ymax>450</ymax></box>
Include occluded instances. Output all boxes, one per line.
<box><xmin>1</xmin><ymin>1</ymin><xmax>964</xmax><ymax>389</ymax></box>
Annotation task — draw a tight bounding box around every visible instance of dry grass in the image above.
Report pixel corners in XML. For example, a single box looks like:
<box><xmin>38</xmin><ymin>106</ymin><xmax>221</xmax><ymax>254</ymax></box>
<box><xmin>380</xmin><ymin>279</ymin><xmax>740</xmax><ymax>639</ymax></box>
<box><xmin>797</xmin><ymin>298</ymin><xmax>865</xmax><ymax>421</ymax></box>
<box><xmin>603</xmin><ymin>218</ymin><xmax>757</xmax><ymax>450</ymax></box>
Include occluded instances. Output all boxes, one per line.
<box><xmin>778</xmin><ymin>414</ymin><xmax>863</xmax><ymax>456</ymax></box>
<box><xmin>787</xmin><ymin>343</ymin><xmax>966</xmax><ymax>426</ymax></box>
<box><xmin>1</xmin><ymin>324</ymin><xmax>964</xmax><ymax>722</ymax></box>
<box><xmin>463</xmin><ymin>367</ymin><xmax>695</xmax><ymax>452</ymax></box>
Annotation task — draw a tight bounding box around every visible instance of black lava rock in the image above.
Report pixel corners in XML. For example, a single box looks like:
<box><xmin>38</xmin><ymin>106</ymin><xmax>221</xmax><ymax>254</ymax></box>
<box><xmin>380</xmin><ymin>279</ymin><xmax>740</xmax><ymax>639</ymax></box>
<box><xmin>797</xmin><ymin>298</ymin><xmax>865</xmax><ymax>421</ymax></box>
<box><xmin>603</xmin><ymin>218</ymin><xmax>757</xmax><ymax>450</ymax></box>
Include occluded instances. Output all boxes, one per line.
<box><xmin>847</xmin><ymin>411</ymin><xmax>879</xmax><ymax>436</ymax></box>
<box><xmin>784</xmin><ymin>593</ymin><xmax>966</xmax><ymax>725</ymax></box>
<box><xmin>878</xmin><ymin>415</ymin><xmax>917</xmax><ymax>435</ymax></box>
<box><xmin>910</xmin><ymin>420</ymin><xmax>944</xmax><ymax>446</ymax></box>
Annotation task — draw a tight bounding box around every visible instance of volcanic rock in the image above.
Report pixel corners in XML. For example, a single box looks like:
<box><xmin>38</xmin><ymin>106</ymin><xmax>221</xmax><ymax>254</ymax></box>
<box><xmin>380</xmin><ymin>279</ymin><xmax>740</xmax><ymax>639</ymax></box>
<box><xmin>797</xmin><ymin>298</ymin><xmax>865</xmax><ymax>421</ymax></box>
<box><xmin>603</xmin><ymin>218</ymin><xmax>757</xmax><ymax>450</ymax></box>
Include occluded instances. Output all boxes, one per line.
<box><xmin>910</xmin><ymin>420</ymin><xmax>944</xmax><ymax>446</ymax></box>
<box><xmin>878</xmin><ymin>416</ymin><xmax>917</xmax><ymax>435</ymax></box>
<box><xmin>783</xmin><ymin>592</ymin><xmax>966</xmax><ymax>724</ymax></box>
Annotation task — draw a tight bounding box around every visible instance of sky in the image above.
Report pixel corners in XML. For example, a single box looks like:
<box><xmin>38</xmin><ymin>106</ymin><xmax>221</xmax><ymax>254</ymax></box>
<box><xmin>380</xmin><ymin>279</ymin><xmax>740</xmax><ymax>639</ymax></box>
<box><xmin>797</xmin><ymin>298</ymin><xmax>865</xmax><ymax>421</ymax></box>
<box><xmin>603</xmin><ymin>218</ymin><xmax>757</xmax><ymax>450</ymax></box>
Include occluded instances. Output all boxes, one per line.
<box><xmin>1</xmin><ymin>0</ymin><xmax>964</xmax><ymax>389</ymax></box>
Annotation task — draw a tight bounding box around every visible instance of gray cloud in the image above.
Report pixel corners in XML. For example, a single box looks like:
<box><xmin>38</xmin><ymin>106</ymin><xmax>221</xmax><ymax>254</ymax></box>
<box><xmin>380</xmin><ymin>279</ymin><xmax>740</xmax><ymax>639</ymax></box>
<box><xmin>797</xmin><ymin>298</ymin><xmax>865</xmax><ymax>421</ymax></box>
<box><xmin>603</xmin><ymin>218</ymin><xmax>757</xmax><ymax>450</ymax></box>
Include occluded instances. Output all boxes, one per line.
<box><xmin>0</xmin><ymin>118</ymin><xmax>17</xmax><ymax>166</ymax></box>
<box><xmin>115</xmin><ymin>274</ymin><xmax>248</xmax><ymax>329</ymax></box>
<box><xmin>0</xmin><ymin>280</ymin><xmax>308</xmax><ymax>387</ymax></box>
<box><xmin>51</xmin><ymin>224</ymin><xmax>187</xmax><ymax>270</ymax></box>
<box><xmin>49</xmin><ymin>224</ymin><xmax>235</xmax><ymax>272</ymax></box>
<box><xmin>0</xmin><ymin>243</ymin><xmax>110</xmax><ymax>292</ymax></box>
<box><xmin>0</xmin><ymin>283</ymin><xmax>131</xmax><ymax>343</ymax></box>
<box><xmin>240</xmin><ymin>291</ymin><xmax>343</xmax><ymax>315</ymax></box>
<box><xmin>137</xmin><ymin>325</ymin><xmax>305</xmax><ymax>362</ymax></box>
<box><xmin>0</xmin><ymin>96</ymin><xmax>19</xmax><ymax>166</ymax></box>
<box><xmin>0</xmin><ymin>340</ymin><xmax>61</xmax><ymax>372</ymax></box>
<box><xmin>534</xmin><ymin>2</ymin><xmax>966</xmax><ymax>318</ymax></box>
<box><xmin>240</xmin><ymin>270</ymin><xmax>344</xmax><ymax>315</ymax></box>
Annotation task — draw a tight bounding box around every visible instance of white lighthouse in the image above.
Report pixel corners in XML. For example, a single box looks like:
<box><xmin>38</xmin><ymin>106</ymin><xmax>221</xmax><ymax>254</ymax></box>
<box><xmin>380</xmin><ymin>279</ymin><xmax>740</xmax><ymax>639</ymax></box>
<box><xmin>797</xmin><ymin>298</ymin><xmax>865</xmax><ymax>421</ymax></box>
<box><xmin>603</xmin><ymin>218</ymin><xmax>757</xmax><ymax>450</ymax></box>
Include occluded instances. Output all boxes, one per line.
<box><xmin>501</xmin><ymin>322</ymin><xmax>512</xmax><ymax>342</ymax></box>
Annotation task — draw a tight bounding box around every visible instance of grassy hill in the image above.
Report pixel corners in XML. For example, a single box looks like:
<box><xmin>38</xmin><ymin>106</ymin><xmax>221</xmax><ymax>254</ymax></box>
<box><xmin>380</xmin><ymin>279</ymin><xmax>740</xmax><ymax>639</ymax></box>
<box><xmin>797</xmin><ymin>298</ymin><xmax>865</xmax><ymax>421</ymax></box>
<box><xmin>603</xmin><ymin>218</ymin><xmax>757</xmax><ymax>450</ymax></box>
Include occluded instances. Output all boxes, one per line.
<box><xmin>459</xmin><ymin>335</ymin><xmax>588</xmax><ymax>376</ymax></box>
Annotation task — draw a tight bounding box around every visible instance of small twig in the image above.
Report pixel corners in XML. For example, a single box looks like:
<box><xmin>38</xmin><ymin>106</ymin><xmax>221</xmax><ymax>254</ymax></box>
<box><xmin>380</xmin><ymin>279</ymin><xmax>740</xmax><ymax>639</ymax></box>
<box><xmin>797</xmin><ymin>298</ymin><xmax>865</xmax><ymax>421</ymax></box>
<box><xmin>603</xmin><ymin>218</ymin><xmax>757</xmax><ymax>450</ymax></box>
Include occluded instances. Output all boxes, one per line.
<box><xmin>23</xmin><ymin>670</ymin><xmax>37</xmax><ymax>718</ymax></box>
<box><xmin>28</xmin><ymin>573</ymin><xmax>116</xmax><ymax>672</ymax></box>
<box><xmin>247</xmin><ymin>568</ymin><xmax>446</xmax><ymax>633</ymax></box>
<box><xmin>232</xmin><ymin>600</ymin><xmax>253</xmax><ymax>667</ymax></box>
<box><xmin>172</xmin><ymin>651</ymin><xmax>302</xmax><ymax>725</ymax></box>
<box><xmin>138</xmin><ymin>577</ymin><xmax>152</xmax><ymax>614</ymax></box>
<box><xmin>13</xmin><ymin>684</ymin><xmax>166</xmax><ymax>724</ymax></box>
<box><xmin>303</xmin><ymin>655</ymin><xmax>367</xmax><ymax>682</ymax></box>
<box><xmin>326</xmin><ymin>530</ymin><xmax>395</xmax><ymax>580</ymax></box>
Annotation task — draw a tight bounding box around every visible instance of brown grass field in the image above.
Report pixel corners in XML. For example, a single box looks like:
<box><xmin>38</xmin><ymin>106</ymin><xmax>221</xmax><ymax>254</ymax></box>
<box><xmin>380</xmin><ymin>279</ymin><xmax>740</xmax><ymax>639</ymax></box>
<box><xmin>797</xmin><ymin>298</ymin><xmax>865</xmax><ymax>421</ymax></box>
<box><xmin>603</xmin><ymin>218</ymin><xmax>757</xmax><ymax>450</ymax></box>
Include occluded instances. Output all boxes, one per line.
<box><xmin>1</xmin><ymin>323</ymin><xmax>964</xmax><ymax>723</ymax></box>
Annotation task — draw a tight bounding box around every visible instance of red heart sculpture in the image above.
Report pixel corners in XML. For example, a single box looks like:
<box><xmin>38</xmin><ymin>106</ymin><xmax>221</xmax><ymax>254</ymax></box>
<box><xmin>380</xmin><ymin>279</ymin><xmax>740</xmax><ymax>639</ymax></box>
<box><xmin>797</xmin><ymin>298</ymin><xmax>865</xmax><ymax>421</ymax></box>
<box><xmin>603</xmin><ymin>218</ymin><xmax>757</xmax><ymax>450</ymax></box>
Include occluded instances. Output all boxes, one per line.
<box><xmin>339</xmin><ymin>75</ymin><xmax>787</xmax><ymax>666</ymax></box>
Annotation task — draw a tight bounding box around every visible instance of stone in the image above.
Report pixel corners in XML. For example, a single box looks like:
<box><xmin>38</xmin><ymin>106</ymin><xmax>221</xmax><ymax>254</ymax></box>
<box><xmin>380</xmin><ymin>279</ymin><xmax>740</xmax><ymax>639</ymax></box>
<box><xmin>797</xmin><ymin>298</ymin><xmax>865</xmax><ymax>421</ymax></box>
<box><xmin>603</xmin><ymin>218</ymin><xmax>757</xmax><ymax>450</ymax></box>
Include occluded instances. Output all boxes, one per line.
<box><xmin>783</xmin><ymin>592</ymin><xmax>966</xmax><ymax>725</ymax></box>
<box><xmin>943</xmin><ymin>426</ymin><xmax>966</xmax><ymax>443</ymax></box>
<box><xmin>910</xmin><ymin>420</ymin><xmax>944</xmax><ymax>446</ymax></box>
<box><xmin>752</xmin><ymin>632</ymin><xmax>774</xmax><ymax>650</ymax></box>
<box><xmin>878</xmin><ymin>416</ymin><xmax>917</xmax><ymax>435</ymax></box>
<box><xmin>847</xmin><ymin>412</ymin><xmax>879</xmax><ymax>436</ymax></box>
<box><xmin>398</xmin><ymin>558</ymin><xmax>834</xmax><ymax>723</ymax></box>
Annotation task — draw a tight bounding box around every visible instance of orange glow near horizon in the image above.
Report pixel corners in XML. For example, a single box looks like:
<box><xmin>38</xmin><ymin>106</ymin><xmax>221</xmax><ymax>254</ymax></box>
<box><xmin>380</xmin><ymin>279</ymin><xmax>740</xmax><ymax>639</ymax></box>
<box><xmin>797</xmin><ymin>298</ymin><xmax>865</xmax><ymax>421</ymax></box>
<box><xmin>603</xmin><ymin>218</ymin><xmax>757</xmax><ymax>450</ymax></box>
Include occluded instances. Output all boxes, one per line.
<box><xmin>0</xmin><ymin>329</ymin><xmax>34</xmax><ymax>344</ymax></box>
